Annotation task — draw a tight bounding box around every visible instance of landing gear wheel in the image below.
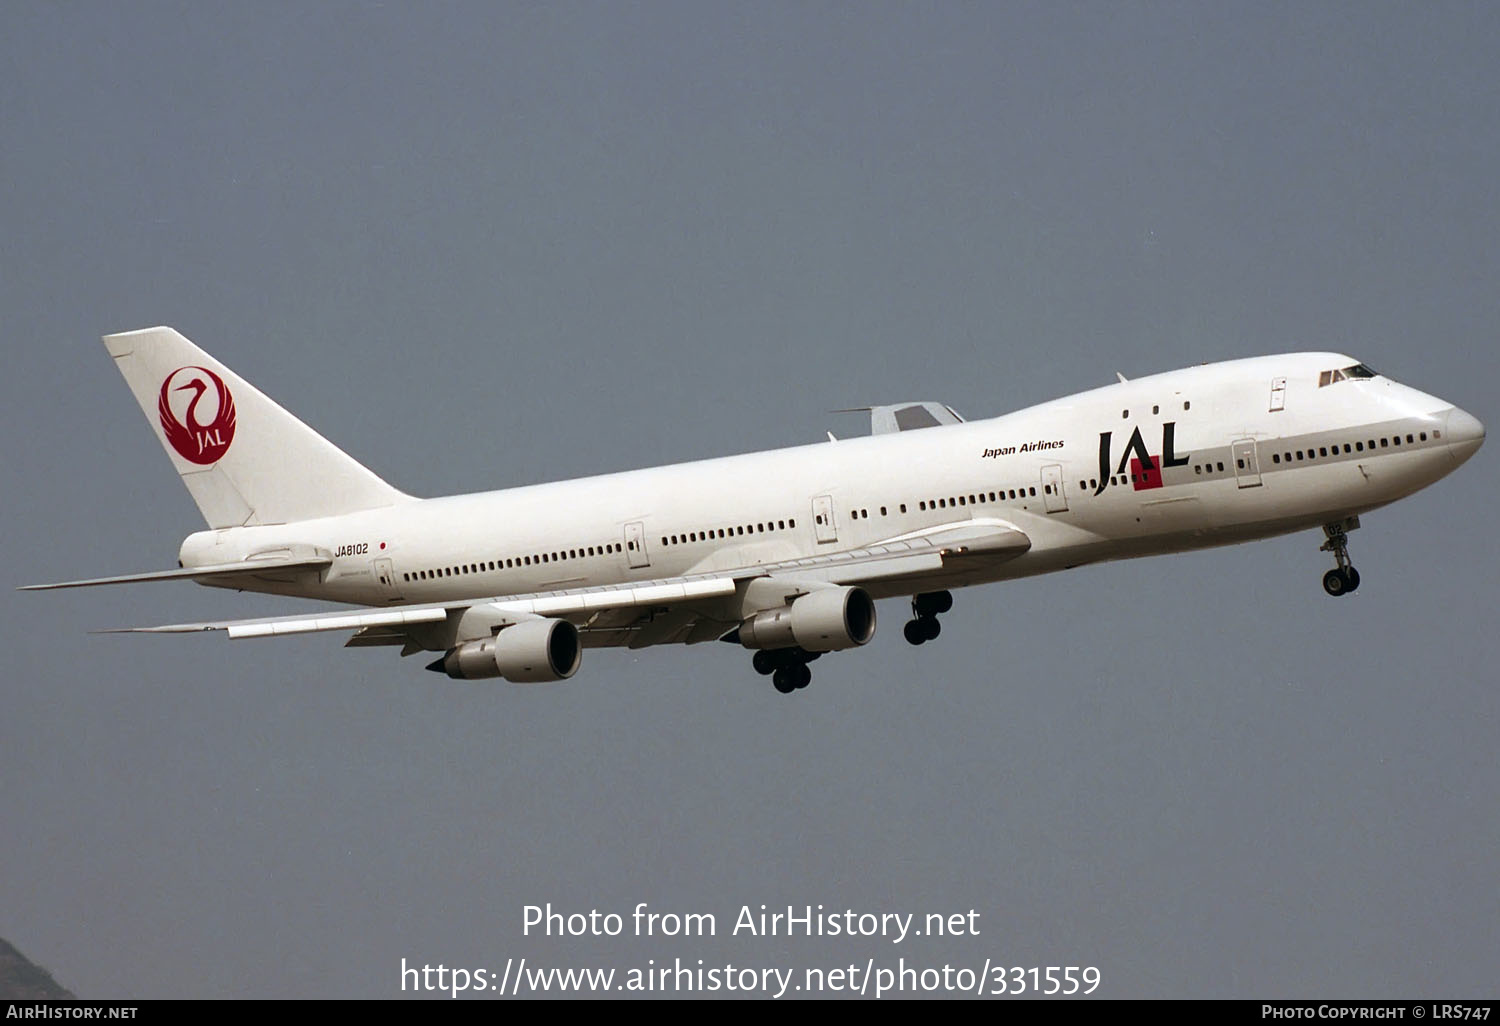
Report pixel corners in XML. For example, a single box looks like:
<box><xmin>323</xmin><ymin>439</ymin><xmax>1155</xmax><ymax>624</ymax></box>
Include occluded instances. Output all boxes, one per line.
<box><xmin>773</xmin><ymin>669</ymin><xmax>796</xmax><ymax>694</ymax></box>
<box><xmin>1322</xmin><ymin>568</ymin><xmax>1348</xmax><ymax>597</ymax></box>
<box><xmin>792</xmin><ymin>663</ymin><xmax>812</xmax><ymax>690</ymax></box>
<box><xmin>921</xmin><ymin>616</ymin><xmax>942</xmax><ymax>641</ymax></box>
<box><xmin>752</xmin><ymin>650</ymin><xmax>777</xmax><ymax>676</ymax></box>
<box><xmin>913</xmin><ymin>590</ymin><xmax>954</xmax><ymax>617</ymax></box>
<box><xmin>904</xmin><ymin>619</ymin><xmax>928</xmax><ymax>646</ymax></box>
<box><xmin>1319</xmin><ymin>519</ymin><xmax>1362</xmax><ymax>597</ymax></box>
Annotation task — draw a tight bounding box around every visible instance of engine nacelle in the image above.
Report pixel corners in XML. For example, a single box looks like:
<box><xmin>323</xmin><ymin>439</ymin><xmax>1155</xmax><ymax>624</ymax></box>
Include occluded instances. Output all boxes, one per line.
<box><xmin>737</xmin><ymin>586</ymin><xmax>877</xmax><ymax>652</ymax></box>
<box><xmin>434</xmin><ymin>618</ymin><xmax>582</xmax><ymax>682</ymax></box>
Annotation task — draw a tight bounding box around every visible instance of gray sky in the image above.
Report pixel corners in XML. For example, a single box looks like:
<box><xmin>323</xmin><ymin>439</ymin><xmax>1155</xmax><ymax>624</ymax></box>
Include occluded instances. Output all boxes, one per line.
<box><xmin>2</xmin><ymin>2</ymin><xmax>1495</xmax><ymax>999</ymax></box>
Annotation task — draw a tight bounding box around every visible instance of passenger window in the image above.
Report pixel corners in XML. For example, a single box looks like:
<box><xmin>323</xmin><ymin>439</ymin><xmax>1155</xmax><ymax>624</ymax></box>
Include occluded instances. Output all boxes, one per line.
<box><xmin>1271</xmin><ymin>455</ymin><xmax>1279</xmax><ymax>464</ymax></box>
<box><xmin>788</xmin><ymin>519</ymin><xmax>796</xmax><ymax>528</ymax></box>
<box><xmin>1380</xmin><ymin>438</ymin><xmax>1388</xmax><ymax>448</ymax></box>
<box><xmin>1419</xmin><ymin>432</ymin><xmax>1427</xmax><ymax>441</ymax></box>
<box><xmin>1184</xmin><ymin>401</ymin><xmax>1191</xmax><ymax>410</ymax></box>
<box><xmin>1237</xmin><ymin>459</ymin><xmax>1245</xmax><ymax>469</ymax></box>
<box><xmin>1152</xmin><ymin>405</ymin><xmax>1159</xmax><ymax>414</ymax></box>
<box><xmin>1393</xmin><ymin>436</ymin><xmax>1401</xmax><ymax>446</ymax></box>
<box><xmin>1217</xmin><ymin>462</ymin><xmax>1224</xmax><ymax>471</ymax></box>
<box><xmin>1343</xmin><ymin>444</ymin><xmax>1351</xmax><ymax>453</ymax></box>
<box><xmin>879</xmin><ymin>508</ymin><xmax>887</xmax><ymax>517</ymax></box>
<box><xmin>1029</xmin><ymin>487</ymin><xmax>1037</xmax><ymax>496</ymax></box>
<box><xmin>1355</xmin><ymin>441</ymin><xmax>1364</xmax><ymax>451</ymax></box>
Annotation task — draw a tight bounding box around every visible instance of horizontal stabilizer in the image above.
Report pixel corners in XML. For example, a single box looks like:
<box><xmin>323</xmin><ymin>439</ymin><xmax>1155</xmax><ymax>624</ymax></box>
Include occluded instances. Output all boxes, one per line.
<box><xmin>19</xmin><ymin>556</ymin><xmax>332</xmax><ymax>591</ymax></box>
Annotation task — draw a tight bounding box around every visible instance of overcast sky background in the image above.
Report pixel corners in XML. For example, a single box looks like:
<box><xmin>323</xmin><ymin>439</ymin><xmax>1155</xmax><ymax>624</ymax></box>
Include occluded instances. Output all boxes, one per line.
<box><xmin>2</xmin><ymin>2</ymin><xmax>1495</xmax><ymax>999</ymax></box>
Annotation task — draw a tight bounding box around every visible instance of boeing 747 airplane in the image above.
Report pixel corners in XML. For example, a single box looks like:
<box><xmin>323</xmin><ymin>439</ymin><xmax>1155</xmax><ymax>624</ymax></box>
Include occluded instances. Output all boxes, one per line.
<box><xmin>24</xmin><ymin>327</ymin><xmax>1485</xmax><ymax>694</ymax></box>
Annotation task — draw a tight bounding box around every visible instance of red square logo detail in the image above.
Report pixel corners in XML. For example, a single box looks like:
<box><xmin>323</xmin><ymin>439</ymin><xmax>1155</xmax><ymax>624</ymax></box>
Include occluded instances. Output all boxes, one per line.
<box><xmin>1131</xmin><ymin>455</ymin><xmax>1163</xmax><ymax>490</ymax></box>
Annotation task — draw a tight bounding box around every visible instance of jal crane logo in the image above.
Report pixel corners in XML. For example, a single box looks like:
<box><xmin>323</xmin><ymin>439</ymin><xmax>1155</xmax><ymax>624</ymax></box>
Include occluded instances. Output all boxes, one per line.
<box><xmin>158</xmin><ymin>366</ymin><xmax>237</xmax><ymax>465</ymax></box>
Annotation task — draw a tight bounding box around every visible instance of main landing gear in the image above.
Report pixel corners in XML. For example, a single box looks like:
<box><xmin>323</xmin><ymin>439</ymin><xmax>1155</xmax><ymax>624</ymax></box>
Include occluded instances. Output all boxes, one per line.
<box><xmin>752</xmin><ymin>648</ymin><xmax>820</xmax><ymax>694</ymax></box>
<box><xmin>904</xmin><ymin>590</ymin><xmax>953</xmax><ymax>645</ymax></box>
<box><xmin>1320</xmin><ymin>518</ymin><xmax>1362</xmax><ymax>597</ymax></box>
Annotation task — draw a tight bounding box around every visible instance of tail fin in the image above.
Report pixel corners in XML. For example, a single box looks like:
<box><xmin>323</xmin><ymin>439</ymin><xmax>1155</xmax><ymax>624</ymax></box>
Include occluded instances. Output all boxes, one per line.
<box><xmin>104</xmin><ymin>326</ymin><xmax>410</xmax><ymax>528</ymax></box>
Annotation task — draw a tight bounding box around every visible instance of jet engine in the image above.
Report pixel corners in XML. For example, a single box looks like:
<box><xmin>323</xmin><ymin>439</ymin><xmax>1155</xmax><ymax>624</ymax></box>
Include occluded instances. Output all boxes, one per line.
<box><xmin>736</xmin><ymin>585</ymin><xmax>877</xmax><ymax>652</ymax></box>
<box><xmin>431</xmin><ymin>618</ymin><xmax>582</xmax><ymax>682</ymax></box>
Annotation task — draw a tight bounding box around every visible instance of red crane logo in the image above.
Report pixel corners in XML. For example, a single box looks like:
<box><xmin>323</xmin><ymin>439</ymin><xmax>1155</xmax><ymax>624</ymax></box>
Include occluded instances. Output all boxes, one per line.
<box><xmin>158</xmin><ymin>366</ymin><xmax>237</xmax><ymax>465</ymax></box>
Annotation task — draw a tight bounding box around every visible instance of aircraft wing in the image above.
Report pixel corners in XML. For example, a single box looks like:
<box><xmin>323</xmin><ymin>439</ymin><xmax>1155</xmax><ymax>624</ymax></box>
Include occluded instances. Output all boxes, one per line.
<box><xmin>100</xmin><ymin>519</ymin><xmax>1031</xmax><ymax>652</ymax></box>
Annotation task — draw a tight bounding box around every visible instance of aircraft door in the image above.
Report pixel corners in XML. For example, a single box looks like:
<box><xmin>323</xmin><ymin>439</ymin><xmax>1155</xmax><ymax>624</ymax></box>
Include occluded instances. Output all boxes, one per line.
<box><xmin>1232</xmin><ymin>439</ymin><xmax>1263</xmax><ymax>488</ymax></box>
<box><xmin>812</xmin><ymin>495</ymin><xmax>838</xmax><ymax>543</ymax></box>
<box><xmin>372</xmin><ymin>557</ymin><xmax>403</xmax><ymax>599</ymax></box>
<box><xmin>624</xmin><ymin>521</ymin><xmax>650</xmax><ymax>568</ymax></box>
<box><xmin>1041</xmin><ymin>465</ymin><xmax>1068</xmax><ymax>513</ymax></box>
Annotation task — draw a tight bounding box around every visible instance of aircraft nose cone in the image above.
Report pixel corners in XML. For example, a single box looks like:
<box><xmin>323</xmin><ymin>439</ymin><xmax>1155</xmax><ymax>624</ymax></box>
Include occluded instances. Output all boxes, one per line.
<box><xmin>1445</xmin><ymin>406</ymin><xmax>1485</xmax><ymax>464</ymax></box>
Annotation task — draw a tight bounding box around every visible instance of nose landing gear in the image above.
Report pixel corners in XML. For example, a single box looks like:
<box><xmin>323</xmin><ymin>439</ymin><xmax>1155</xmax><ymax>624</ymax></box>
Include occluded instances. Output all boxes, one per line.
<box><xmin>904</xmin><ymin>590</ymin><xmax>953</xmax><ymax>645</ymax></box>
<box><xmin>1320</xmin><ymin>518</ymin><xmax>1362</xmax><ymax>596</ymax></box>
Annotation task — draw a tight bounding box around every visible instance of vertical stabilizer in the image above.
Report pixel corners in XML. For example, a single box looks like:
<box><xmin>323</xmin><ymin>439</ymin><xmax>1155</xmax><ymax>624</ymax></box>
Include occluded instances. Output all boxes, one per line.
<box><xmin>103</xmin><ymin>326</ymin><xmax>411</xmax><ymax>527</ymax></box>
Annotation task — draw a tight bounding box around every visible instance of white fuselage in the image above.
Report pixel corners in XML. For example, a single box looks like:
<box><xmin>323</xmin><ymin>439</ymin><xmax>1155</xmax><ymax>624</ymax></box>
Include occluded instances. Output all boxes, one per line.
<box><xmin>179</xmin><ymin>352</ymin><xmax>1483</xmax><ymax>630</ymax></box>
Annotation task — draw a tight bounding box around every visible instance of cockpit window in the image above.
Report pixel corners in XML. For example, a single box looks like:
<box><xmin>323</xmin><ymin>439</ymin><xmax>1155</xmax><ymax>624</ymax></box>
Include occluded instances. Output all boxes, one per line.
<box><xmin>1318</xmin><ymin>363</ymin><xmax>1378</xmax><ymax>387</ymax></box>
